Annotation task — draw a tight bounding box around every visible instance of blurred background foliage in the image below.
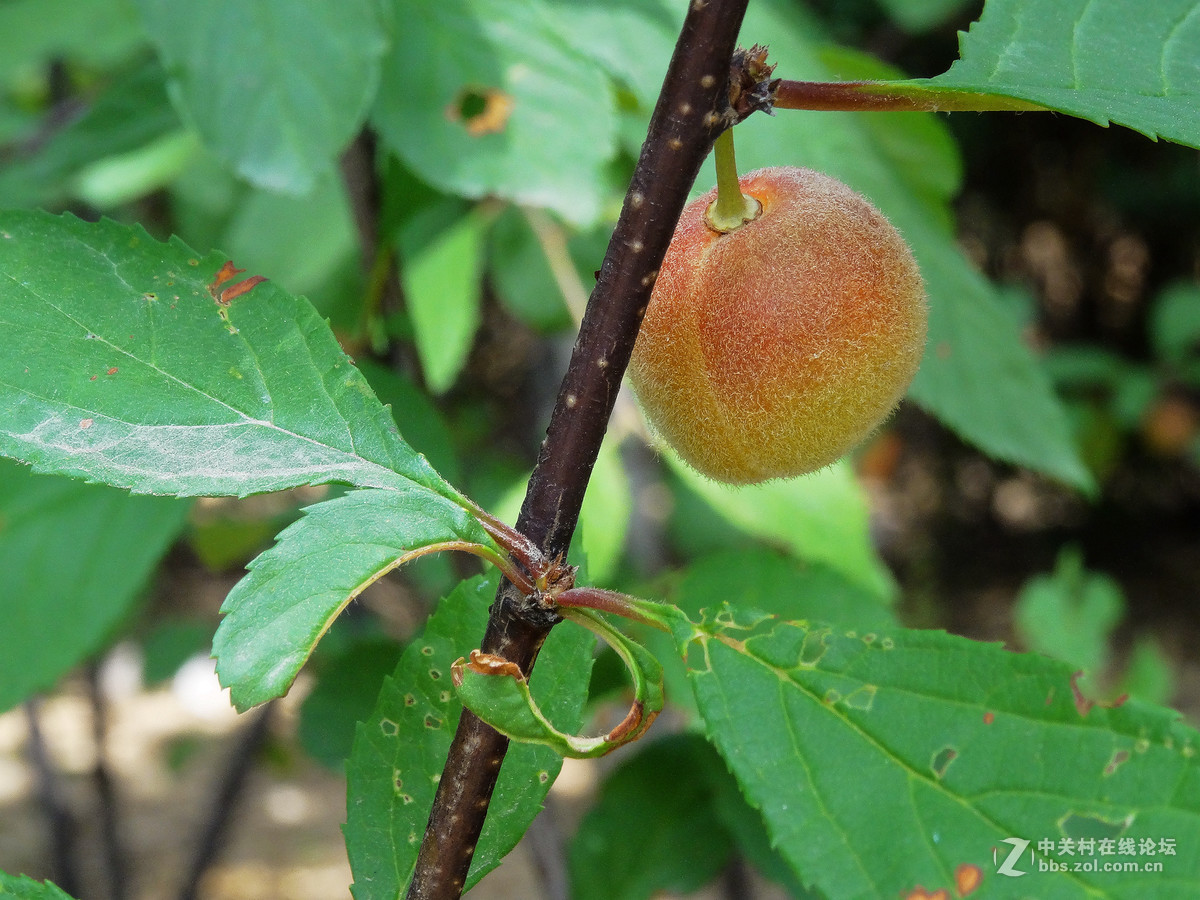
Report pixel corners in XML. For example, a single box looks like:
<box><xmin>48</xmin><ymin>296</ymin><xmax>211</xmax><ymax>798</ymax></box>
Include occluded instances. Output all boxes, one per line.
<box><xmin>1</xmin><ymin>0</ymin><xmax>1198</xmax><ymax>897</ymax></box>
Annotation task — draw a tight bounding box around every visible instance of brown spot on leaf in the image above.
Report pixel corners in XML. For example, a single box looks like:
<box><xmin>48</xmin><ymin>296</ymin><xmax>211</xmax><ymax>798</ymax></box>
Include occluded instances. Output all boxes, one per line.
<box><xmin>208</xmin><ymin>260</ymin><xmax>244</xmax><ymax>298</ymax></box>
<box><xmin>107</xmin><ymin>367</ymin><xmax>118</xmax><ymax>375</ymax></box>
<box><xmin>983</xmin><ymin>711</ymin><xmax>995</xmax><ymax>725</ymax></box>
<box><xmin>1104</xmin><ymin>749</ymin><xmax>1130</xmax><ymax>776</ymax></box>
<box><xmin>465</xmin><ymin>649</ymin><xmax>525</xmax><ymax>681</ymax></box>
<box><xmin>218</xmin><ymin>275</ymin><xmax>267</xmax><ymax>305</ymax></box>
<box><xmin>904</xmin><ymin>887</ymin><xmax>949</xmax><ymax>900</ymax></box>
<box><xmin>448</xmin><ymin>86</ymin><xmax>514</xmax><ymax>136</ymax></box>
<box><xmin>955</xmin><ymin>863</ymin><xmax>982</xmax><ymax>896</ymax></box>
<box><xmin>1070</xmin><ymin>670</ymin><xmax>1128</xmax><ymax>717</ymax></box>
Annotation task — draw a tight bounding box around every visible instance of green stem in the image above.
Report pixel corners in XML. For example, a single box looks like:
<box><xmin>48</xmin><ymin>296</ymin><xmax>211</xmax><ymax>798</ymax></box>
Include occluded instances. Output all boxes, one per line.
<box><xmin>705</xmin><ymin>128</ymin><xmax>761</xmax><ymax>233</ymax></box>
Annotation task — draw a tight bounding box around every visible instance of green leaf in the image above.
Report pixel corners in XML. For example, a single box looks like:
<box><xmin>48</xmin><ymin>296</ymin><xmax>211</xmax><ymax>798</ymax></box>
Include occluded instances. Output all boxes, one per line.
<box><xmin>357</xmin><ymin>360</ymin><xmax>462</xmax><ymax>486</ymax></box>
<box><xmin>0</xmin><ymin>211</ymin><xmax>455</xmax><ymax>500</ymax></box>
<box><xmin>0</xmin><ymin>458</ymin><xmax>190</xmax><ymax>712</ymax></box>
<box><xmin>298</xmin><ymin>635</ymin><xmax>404</xmax><ymax>770</ymax></box>
<box><xmin>455</xmin><ymin>606</ymin><xmax>662</xmax><ymax>758</ymax></box>
<box><xmin>217</xmin><ymin>175</ymin><xmax>359</xmax><ymax>310</ymax></box>
<box><xmin>396</xmin><ymin>201</ymin><xmax>489</xmax><ymax>396</ymax></box>
<box><xmin>346</xmin><ymin>575</ymin><xmax>595</xmax><ymax>897</ymax></box>
<box><xmin>132</xmin><ymin>0</ymin><xmax>387</xmax><ymax>193</ymax></box>
<box><xmin>0</xmin><ymin>873</ymin><xmax>76</xmax><ymax>900</ymax></box>
<box><xmin>0</xmin><ymin>0</ymin><xmax>144</xmax><ymax>86</ymax></box>
<box><xmin>1014</xmin><ymin>548</ymin><xmax>1125</xmax><ymax>681</ymax></box>
<box><xmin>371</xmin><ymin>0</ymin><xmax>615</xmax><ymax>225</ymax></box>
<box><xmin>712</xmin><ymin>0</ymin><xmax>1093</xmax><ymax>491</ymax></box>
<box><xmin>140</xmin><ymin>619</ymin><xmax>214</xmax><ymax>686</ymax></box>
<box><xmin>0</xmin><ymin>62</ymin><xmax>181</xmax><ymax>209</ymax></box>
<box><xmin>669</xmin><ymin>455</ymin><xmax>895</xmax><ymax>599</ymax></box>
<box><xmin>672</xmin><ymin>607</ymin><xmax>1200</xmax><ymax>899</ymax></box>
<box><xmin>538</xmin><ymin>0</ymin><xmax>680</xmax><ymax>108</ymax></box>
<box><xmin>877</xmin><ymin>0</ymin><xmax>975</xmax><ymax>33</ymax></box>
<box><xmin>675</xmin><ymin>548</ymin><xmax>898</xmax><ymax>629</ymax></box>
<box><xmin>567</xmin><ymin>733</ymin><xmax>735</xmax><ymax>900</ymax></box>
<box><xmin>487</xmin><ymin>206</ymin><xmax>572</xmax><ymax>333</ymax></box>
<box><xmin>213</xmin><ymin>487</ymin><xmax>491</xmax><ymax>711</ymax></box>
<box><xmin>1150</xmin><ymin>282</ymin><xmax>1200</xmax><ymax>365</ymax></box>
<box><xmin>922</xmin><ymin>0</ymin><xmax>1200</xmax><ymax>149</ymax></box>
<box><xmin>576</xmin><ymin>438</ymin><xmax>631</xmax><ymax>583</ymax></box>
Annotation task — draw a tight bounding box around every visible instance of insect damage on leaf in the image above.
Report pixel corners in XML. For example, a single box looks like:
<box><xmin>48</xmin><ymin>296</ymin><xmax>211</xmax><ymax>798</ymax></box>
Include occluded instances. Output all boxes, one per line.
<box><xmin>206</xmin><ymin>259</ymin><xmax>268</xmax><ymax>333</ymax></box>
<box><xmin>448</xmin><ymin>85</ymin><xmax>514</xmax><ymax>136</ymax></box>
<box><xmin>207</xmin><ymin>259</ymin><xmax>268</xmax><ymax>306</ymax></box>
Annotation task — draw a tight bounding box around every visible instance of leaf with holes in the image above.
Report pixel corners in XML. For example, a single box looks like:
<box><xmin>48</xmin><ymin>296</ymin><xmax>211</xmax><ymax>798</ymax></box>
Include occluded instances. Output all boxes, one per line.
<box><xmin>670</xmin><ymin>606</ymin><xmax>1200</xmax><ymax>899</ymax></box>
<box><xmin>0</xmin><ymin>211</ymin><xmax>456</xmax><ymax>501</ymax></box>
<box><xmin>214</xmin><ymin>487</ymin><xmax>495</xmax><ymax>711</ymax></box>
<box><xmin>371</xmin><ymin>0</ymin><xmax>614</xmax><ymax>225</ymax></box>
<box><xmin>346</xmin><ymin>576</ymin><xmax>595</xmax><ymax>898</ymax></box>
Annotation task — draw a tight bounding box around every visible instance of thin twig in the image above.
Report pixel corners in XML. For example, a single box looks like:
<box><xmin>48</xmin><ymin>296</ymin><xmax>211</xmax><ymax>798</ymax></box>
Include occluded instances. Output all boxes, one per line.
<box><xmin>24</xmin><ymin>698</ymin><xmax>82</xmax><ymax>897</ymax></box>
<box><xmin>406</xmin><ymin>1</ymin><xmax>753</xmax><ymax>897</ymax></box>
<box><xmin>773</xmin><ymin>79</ymin><xmax>1046</xmax><ymax>113</ymax></box>
<box><xmin>177</xmin><ymin>703</ymin><xmax>275</xmax><ymax>900</ymax></box>
<box><xmin>86</xmin><ymin>663</ymin><xmax>128</xmax><ymax>900</ymax></box>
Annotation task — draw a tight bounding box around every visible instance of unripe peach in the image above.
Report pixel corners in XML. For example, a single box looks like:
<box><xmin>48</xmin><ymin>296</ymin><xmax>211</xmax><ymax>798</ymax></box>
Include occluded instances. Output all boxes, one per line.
<box><xmin>628</xmin><ymin>166</ymin><xmax>927</xmax><ymax>484</ymax></box>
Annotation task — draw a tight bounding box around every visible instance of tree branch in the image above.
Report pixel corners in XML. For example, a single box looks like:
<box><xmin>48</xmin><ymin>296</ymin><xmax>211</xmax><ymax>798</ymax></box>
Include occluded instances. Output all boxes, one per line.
<box><xmin>405</xmin><ymin>1</ymin><xmax>752</xmax><ymax>897</ymax></box>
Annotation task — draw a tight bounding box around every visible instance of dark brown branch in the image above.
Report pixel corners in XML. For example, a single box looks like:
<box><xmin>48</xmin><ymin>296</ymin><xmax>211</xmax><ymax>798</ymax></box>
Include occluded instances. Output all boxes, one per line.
<box><xmin>405</xmin><ymin>1</ymin><xmax>753</xmax><ymax>897</ymax></box>
<box><xmin>774</xmin><ymin>79</ymin><xmax>1046</xmax><ymax>113</ymax></box>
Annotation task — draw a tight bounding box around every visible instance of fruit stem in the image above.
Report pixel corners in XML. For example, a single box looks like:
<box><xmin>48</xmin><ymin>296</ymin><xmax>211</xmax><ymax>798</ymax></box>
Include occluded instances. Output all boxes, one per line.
<box><xmin>705</xmin><ymin>127</ymin><xmax>761</xmax><ymax>233</ymax></box>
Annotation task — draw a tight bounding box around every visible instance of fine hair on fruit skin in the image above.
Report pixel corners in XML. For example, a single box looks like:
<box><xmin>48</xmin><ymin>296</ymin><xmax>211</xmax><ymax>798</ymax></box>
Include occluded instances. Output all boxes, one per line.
<box><xmin>628</xmin><ymin>165</ymin><xmax>928</xmax><ymax>485</ymax></box>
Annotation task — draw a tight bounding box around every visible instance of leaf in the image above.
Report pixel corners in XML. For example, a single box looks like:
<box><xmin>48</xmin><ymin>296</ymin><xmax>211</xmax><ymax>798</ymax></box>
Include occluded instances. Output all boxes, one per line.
<box><xmin>0</xmin><ymin>873</ymin><xmax>76</xmax><ymax>900</ymax></box>
<box><xmin>1014</xmin><ymin>548</ymin><xmax>1125</xmax><ymax>681</ymax></box>
<box><xmin>0</xmin><ymin>211</ymin><xmax>455</xmax><ymax>500</ymax></box>
<box><xmin>217</xmin><ymin>174</ymin><xmax>359</xmax><ymax>310</ymax></box>
<box><xmin>567</xmin><ymin>733</ymin><xmax>735</xmax><ymax>900</ymax></box>
<box><xmin>356</xmin><ymin>360</ymin><xmax>462</xmax><ymax>486</ymax></box>
<box><xmin>395</xmin><ymin>201</ymin><xmax>489</xmax><ymax>396</ymax></box>
<box><xmin>0</xmin><ymin>62</ymin><xmax>181</xmax><ymax>209</ymax></box>
<box><xmin>1150</xmin><ymin>282</ymin><xmax>1200</xmax><ymax>365</ymax></box>
<box><xmin>877</xmin><ymin>0</ymin><xmax>975</xmax><ymax>33</ymax></box>
<box><xmin>923</xmin><ymin>0</ymin><xmax>1200</xmax><ymax>150</ymax></box>
<box><xmin>454</xmin><ymin>606</ymin><xmax>663</xmax><ymax>758</ymax></box>
<box><xmin>0</xmin><ymin>459</ymin><xmax>189</xmax><ymax>712</ymax></box>
<box><xmin>0</xmin><ymin>0</ymin><xmax>144</xmax><ymax>86</ymax></box>
<box><xmin>487</xmin><ymin>206</ymin><xmax>572</xmax><ymax>333</ymax></box>
<box><xmin>672</xmin><ymin>607</ymin><xmax>1200</xmax><ymax>899</ymax></box>
<box><xmin>132</xmin><ymin>0</ymin><xmax>387</xmax><ymax>193</ymax></box>
<box><xmin>675</xmin><ymin>548</ymin><xmax>898</xmax><ymax>629</ymax></box>
<box><xmin>538</xmin><ymin>0</ymin><xmax>680</xmax><ymax>108</ymax></box>
<box><xmin>371</xmin><ymin>0</ymin><xmax>615</xmax><ymax>225</ymax></box>
<box><xmin>669</xmin><ymin>455</ymin><xmax>895</xmax><ymax>599</ymax></box>
<box><xmin>711</xmin><ymin>0</ymin><xmax>1093</xmax><ymax>491</ymax></box>
<box><xmin>298</xmin><ymin>635</ymin><xmax>404</xmax><ymax>770</ymax></box>
<box><xmin>213</xmin><ymin>487</ymin><xmax>491</xmax><ymax>711</ymax></box>
<box><xmin>576</xmin><ymin>437</ymin><xmax>631</xmax><ymax>583</ymax></box>
<box><xmin>346</xmin><ymin>575</ymin><xmax>595</xmax><ymax>898</ymax></box>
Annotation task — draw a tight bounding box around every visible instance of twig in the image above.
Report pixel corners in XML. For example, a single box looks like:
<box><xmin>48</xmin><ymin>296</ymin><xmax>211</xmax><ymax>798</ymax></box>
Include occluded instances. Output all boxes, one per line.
<box><xmin>177</xmin><ymin>703</ymin><xmax>276</xmax><ymax>900</ymax></box>
<box><xmin>24</xmin><ymin>698</ymin><xmax>82</xmax><ymax>897</ymax></box>
<box><xmin>406</xmin><ymin>1</ymin><xmax>753</xmax><ymax>897</ymax></box>
<box><xmin>86</xmin><ymin>662</ymin><xmax>128</xmax><ymax>900</ymax></box>
<box><xmin>773</xmin><ymin>79</ymin><xmax>1046</xmax><ymax>113</ymax></box>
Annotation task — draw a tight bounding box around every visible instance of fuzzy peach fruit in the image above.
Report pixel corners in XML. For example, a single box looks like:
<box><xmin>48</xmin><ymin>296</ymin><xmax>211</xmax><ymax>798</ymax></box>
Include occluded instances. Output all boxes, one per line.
<box><xmin>628</xmin><ymin>165</ymin><xmax>927</xmax><ymax>484</ymax></box>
